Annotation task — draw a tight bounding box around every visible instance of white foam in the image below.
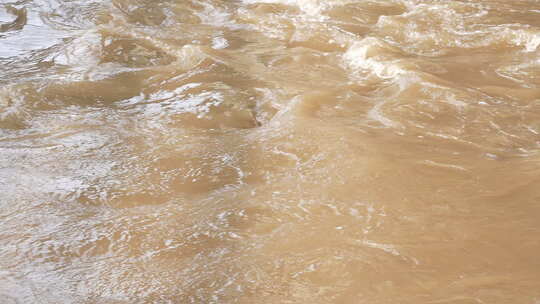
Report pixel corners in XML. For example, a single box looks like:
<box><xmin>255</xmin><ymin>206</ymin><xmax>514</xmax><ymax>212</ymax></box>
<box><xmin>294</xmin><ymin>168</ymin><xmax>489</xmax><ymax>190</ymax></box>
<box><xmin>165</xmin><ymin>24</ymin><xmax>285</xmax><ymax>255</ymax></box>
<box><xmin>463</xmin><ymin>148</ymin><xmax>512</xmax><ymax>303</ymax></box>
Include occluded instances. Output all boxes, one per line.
<box><xmin>211</xmin><ymin>36</ymin><xmax>229</xmax><ymax>50</ymax></box>
<box><xmin>242</xmin><ymin>0</ymin><xmax>328</xmax><ymax>16</ymax></box>
<box><xmin>512</xmin><ymin>30</ymin><xmax>540</xmax><ymax>52</ymax></box>
<box><xmin>53</xmin><ymin>30</ymin><xmax>101</xmax><ymax>67</ymax></box>
<box><xmin>367</xmin><ymin>99</ymin><xmax>399</xmax><ymax>128</ymax></box>
<box><xmin>343</xmin><ymin>38</ymin><xmax>405</xmax><ymax>79</ymax></box>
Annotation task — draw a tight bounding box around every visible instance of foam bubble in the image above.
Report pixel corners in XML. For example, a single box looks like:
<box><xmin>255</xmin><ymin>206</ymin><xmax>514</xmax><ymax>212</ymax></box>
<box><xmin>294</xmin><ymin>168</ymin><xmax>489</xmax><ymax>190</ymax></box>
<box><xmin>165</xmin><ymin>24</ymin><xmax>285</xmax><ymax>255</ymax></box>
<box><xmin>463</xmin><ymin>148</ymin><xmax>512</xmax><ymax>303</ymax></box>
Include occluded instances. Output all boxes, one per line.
<box><xmin>343</xmin><ymin>37</ymin><xmax>406</xmax><ymax>79</ymax></box>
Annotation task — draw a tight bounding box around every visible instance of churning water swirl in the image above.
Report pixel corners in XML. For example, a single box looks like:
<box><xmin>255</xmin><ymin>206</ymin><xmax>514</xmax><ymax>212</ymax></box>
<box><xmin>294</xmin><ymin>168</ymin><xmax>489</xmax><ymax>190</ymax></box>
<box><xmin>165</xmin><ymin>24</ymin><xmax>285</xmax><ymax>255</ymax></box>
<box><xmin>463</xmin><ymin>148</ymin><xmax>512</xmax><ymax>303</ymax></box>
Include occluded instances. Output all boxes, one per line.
<box><xmin>1</xmin><ymin>0</ymin><xmax>540</xmax><ymax>303</ymax></box>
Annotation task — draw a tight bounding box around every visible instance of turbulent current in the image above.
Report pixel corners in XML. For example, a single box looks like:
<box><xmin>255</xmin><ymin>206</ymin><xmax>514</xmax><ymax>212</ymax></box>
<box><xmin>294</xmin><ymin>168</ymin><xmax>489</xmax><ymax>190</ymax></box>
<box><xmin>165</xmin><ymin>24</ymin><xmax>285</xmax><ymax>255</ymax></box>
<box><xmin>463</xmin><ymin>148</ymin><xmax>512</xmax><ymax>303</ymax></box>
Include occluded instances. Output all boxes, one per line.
<box><xmin>1</xmin><ymin>0</ymin><xmax>540</xmax><ymax>303</ymax></box>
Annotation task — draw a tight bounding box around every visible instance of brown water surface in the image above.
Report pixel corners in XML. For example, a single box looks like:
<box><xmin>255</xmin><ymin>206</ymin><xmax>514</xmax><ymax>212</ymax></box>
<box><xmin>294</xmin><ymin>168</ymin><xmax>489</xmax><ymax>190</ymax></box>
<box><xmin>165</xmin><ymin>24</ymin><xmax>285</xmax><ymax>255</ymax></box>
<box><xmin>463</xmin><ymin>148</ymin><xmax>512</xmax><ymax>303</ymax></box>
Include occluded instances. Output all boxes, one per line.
<box><xmin>1</xmin><ymin>0</ymin><xmax>540</xmax><ymax>303</ymax></box>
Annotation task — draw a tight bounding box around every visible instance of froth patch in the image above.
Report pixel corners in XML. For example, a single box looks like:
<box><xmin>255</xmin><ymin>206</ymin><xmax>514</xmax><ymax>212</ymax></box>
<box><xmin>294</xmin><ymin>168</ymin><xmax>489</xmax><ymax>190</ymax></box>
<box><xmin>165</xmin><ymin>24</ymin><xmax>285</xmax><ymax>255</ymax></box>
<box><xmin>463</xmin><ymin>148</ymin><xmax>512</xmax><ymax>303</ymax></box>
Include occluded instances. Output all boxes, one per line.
<box><xmin>376</xmin><ymin>1</ymin><xmax>540</xmax><ymax>54</ymax></box>
<box><xmin>242</xmin><ymin>0</ymin><xmax>329</xmax><ymax>17</ymax></box>
<box><xmin>343</xmin><ymin>37</ymin><xmax>407</xmax><ymax>79</ymax></box>
<box><xmin>0</xmin><ymin>86</ymin><xmax>31</xmax><ymax>129</ymax></box>
<box><xmin>509</xmin><ymin>28</ymin><xmax>540</xmax><ymax>52</ymax></box>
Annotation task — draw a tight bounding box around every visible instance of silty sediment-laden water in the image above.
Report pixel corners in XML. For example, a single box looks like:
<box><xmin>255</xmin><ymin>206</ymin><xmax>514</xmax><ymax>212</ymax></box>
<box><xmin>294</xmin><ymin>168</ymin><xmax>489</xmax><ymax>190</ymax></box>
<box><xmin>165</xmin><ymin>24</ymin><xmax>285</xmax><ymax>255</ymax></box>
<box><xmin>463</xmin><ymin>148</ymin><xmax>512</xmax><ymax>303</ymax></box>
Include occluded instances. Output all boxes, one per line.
<box><xmin>1</xmin><ymin>0</ymin><xmax>540</xmax><ymax>303</ymax></box>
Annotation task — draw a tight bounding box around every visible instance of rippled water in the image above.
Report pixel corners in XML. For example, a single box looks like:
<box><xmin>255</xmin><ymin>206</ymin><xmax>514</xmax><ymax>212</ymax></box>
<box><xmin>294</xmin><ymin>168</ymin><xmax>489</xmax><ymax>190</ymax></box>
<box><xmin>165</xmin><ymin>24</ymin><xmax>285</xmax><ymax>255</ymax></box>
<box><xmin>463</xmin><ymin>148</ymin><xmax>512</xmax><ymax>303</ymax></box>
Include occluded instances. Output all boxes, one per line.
<box><xmin>1</xmin><ymin>0</ymin><xmax>540</xmax><ymax>303</ymax></box>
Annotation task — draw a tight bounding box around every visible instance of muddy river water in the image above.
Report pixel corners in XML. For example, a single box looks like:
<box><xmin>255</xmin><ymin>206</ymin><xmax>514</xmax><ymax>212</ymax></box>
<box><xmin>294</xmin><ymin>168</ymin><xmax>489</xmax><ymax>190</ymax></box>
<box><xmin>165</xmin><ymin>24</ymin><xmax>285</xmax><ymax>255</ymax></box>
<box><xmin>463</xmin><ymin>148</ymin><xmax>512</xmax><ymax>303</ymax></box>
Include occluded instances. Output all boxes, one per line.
<box><xmin>1</xmin><ymin>0</ymin><xmax>540</xmax><ymax>303</ymax></box>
